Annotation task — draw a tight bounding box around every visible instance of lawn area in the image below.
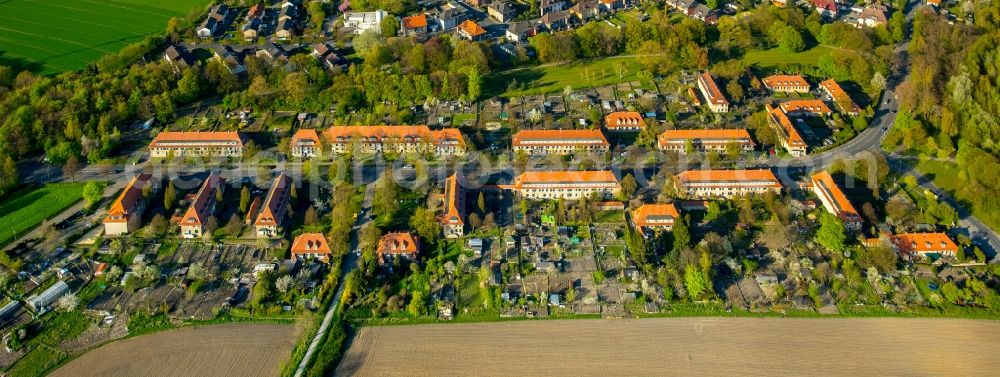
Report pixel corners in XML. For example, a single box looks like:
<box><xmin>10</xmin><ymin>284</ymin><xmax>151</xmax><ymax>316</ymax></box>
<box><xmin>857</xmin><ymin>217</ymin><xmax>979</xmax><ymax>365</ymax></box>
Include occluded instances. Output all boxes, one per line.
<box><xmin>7</xmin><ymin>344</ymin><xmax>66</xmax><ymax>377</ymax></box>
<box><xmin>0</xmin><ymin>0</ymin><xmax>211</xmax><ymax>74</ymax></box>
<box><xmin>485</xmin><ymin>56</ymin><xmax>646</xmax><ymax>97</ymax></box>
<box><xmin>739</xmin><ymin>45</ymin><xmax>837</xmax><ymax>68</ymax></box>
<box><xmin>916</xmin><ymin>158</ymin><xmax>1000</xmax><ymax>231</ymax></box>
<box><xmin>0</xmin><ymin>183</ymin><xmax>85</xmax><ymax>247</ymax></box>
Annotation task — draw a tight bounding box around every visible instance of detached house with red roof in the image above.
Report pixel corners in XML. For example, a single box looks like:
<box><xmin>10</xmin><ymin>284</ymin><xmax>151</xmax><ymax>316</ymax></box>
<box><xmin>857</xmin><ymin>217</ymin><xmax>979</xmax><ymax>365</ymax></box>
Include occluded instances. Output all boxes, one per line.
<box><xmin>180</xmin><ymin>173</ymin><xmax>225</xmax><ymax>238</ymax></box>
<box><xmin>400</xmin><ymin>14</ymin><xmax>428</xmax><ymax>37</ymax></box>
<box><xmin>505</xmin><ymin>171</ymin><xmax>620</xmax><ymax>200</ymax></box>
<box><xmin>377</xmin><ymin>232</ymin><xmax>420</xmax><ymax>263</ymax></box>
<box><xmin>291</xmin><ymin>233</ymin><xmax>333</xmax><ymax>263</ymax></box>
<box><xmin>149</xmin><ymin>131</ymin><xmax>244</xmax><ymax>159</ymax></box>
<box><xmin>697</xmin><ymin>72</ymin><xmax>730</xmax><ymax>113</ymax></box>
<box><xmin>253</xmin><ymin>173</ymin><xmax>291</xmax><ymax>238</ymax></box>
<box><xmin>631</xmin><ymin>203</ymin><xmax>681</xmax><ymax>235</ymax></box>
<box><xmin>813</xmin><ymin>0</ymin><xmax>838</xmax><ymax>18</ymax></box>
<box><xmin>512</xmin><ymin>129</ymin><xmax>610</xmax><ymax>155</ymax></box>
<box><xmin>104</xmin><ymin>174</ymin><xmax>156</xmax><ymax>236</ymax></box>
<box><xmin>604</xmin><ymin>112</ymin><xmax>646</xmax><ymax>132</ymax></box>
<box><xmin>811</xmin><ymin>171</ymin><xmax>863</xmax><ymax>231</ymax></box>
<box><xmin>457</xmin><ymin>20</ymin><xmax>487</xmax><ymax>41</ymax></box>
<box><xmin>892</xmin><ymin>233</ymin><xmax>959</xmax><ymax>259</ymax></box>
<box><xmin>676</xmin><ymin>169</ymin><xmax>783</xmax><ymax>198</ymax></box>
<box><xmin>657</xmin><ymin>129</ymin><xmax>755</xmax><ymax>154</ymax></box>
<box><xmin>440</xmin><ymin>174</ymin><xmax>467</xmax><ymax>238</ymax></box>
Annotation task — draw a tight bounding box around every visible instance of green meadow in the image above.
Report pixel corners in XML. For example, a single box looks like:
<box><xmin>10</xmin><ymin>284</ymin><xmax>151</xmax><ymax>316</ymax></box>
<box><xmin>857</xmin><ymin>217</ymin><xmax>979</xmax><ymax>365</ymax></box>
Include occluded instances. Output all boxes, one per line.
<box><xmin>0</xmin><ymin>0</ymin><xmax>211</xmax><ymax>74</ymax></box>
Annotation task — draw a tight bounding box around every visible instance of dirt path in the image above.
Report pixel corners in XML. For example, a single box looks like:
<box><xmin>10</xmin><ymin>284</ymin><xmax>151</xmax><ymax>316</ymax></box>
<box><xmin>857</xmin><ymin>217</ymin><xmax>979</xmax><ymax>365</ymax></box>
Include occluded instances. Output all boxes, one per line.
<box><xmin>50</xmin><ymin>323</ymin><xmax>295</xmax><ymax>377</ymax></box>
<box><xmin>337</xmin><ymin>317</ymin><xmax>1000</xmax><ymax>376</ymax></box>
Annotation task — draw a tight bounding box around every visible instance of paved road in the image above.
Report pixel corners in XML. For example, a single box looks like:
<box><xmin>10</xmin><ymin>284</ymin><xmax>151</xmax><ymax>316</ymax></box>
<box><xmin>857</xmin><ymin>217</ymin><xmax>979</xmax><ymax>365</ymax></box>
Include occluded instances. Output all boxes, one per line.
<box><xmin>293</xmin><ymin>178</ymin><xmax>376</xmax><ymax>377</ymax></box>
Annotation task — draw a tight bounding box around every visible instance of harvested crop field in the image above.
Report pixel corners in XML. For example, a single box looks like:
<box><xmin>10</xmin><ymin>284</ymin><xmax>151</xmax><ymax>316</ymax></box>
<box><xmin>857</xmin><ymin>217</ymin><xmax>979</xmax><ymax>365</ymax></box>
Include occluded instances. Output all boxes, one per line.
<box><xmin>338</xmin><ymin>317</ymin><xmax>1000</xmax><ymax>376</ymax></box>
<box><xmin>50</xmin><ymin>323</ymin><xmax>295</xmax><ymax>377</ymax></box>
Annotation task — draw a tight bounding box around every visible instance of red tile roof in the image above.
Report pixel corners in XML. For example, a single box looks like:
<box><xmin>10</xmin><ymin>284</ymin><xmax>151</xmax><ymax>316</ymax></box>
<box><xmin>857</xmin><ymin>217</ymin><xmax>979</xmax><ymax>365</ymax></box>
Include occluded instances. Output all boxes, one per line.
<box><xmin>255</xmin><ymin>174</ymin><xmax>290</xmax><ymax>227</ymax></box>
<box><xmin>458</xmin><ymin>20</ymin><xmax>486</xmax><ymax>37</ymax></box>
<box><xmin>676</xmin><ymin>169</ymin><xmax>782</xmax><ymax>186</ymax></box>
<box><xmin>516</xmin><ymin>170</ymin><xmax>619</xmax><ymax>185</ymax></box>
<box><xmin>181</xmin><ymin>173</ymin><xmax>224</xmax><ymax>227</ymax></box>
<box><xmin>819</xmin><ymin>79</ymin><xmax>859</xmax><ymax>114</ymax></box>
<box><xmin>604</xmin><ymin>112</ymin><xmax>646</xmax><ymax>130</ymax></box>
<box><xmin>150</xmin><ymin>131</ymin><xmax>243</xmax><ymax>148</ymax></box>
<box><xmin>657</xmin><ymin>129</ymin><xmax>754</xmax><ymax>148</ymax></box>
<box><xmin>441</xmin><ymin>174</ymin><xmax>464</xmax><ymax>227</ymax></box>
<box><xmin>698</xmin><ymin>72</ymin><xmax>729</xmax><ymax>105</ymax></box>
<box><xmin>323</xmin><ymin>125</ymin><xmax>465</xmax><ymax>147</ymax></box>
<box><xmin>780</xmin><ymin>100</ymin><xmax>832</xmax><ymax>115</ymax></box>
<box><xmin>892</xmin><ymin>233</ymin><xmax>958</xmax><ymax>255</ymax></box>
<box><xmin>105</xmin><ymin>174</ymin><xmax>153</xmax><ymax>224</ymax></box>
<box><xmin>402</xmin><ymin>14</ymin><xmax>428</xmax><ymax>29</ymax></box>
<box><xmin>512</xmin><ymin>129</ymin><xmax>609</xmax><ymax>147</ymax></box>
<box><xmin>762</xmin><ymin>75</ymin><xmax>810</xmax><ymax>90</ymax></box>
<box><xmin>767</xmin><ymin>104</ymin><xmax>806</xmax><ymax>148</ymax></box>
<box><xmin>291</xmin><ymin>129</ymin><xmax>322</xmax><ymax>147</ymax></box>
<box><xmin>377</xmin><ymin>232</ymin><xmax>420</xmax><ymax>261</ymax></box>
<box><xmin>291</xmin><ymin>233</ymin><xmax>332</xmax><ymax>260</ymax></box>
<box><xmin>811</xmin><ymin>171</ymin><xmax>860</xmax><ymax>219</ymax></box>
<box><xmin>631</xmin><ymin>203</ymin><xmax>680</xmax><ymax>228</ymax></box>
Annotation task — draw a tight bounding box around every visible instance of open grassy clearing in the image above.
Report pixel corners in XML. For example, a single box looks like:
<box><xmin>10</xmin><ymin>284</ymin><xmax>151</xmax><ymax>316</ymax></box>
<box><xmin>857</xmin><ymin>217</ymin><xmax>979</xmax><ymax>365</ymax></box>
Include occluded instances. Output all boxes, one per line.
<box><xmin>0</xmin><ymin>0</ymin><xmax>210</xmax><ymax>74</ymax></box>
<box><xmin>0</xmin><ymin>183</ymin><xmax>84</xmax><ymax>247</ymax></box>
<box><xmin>337</xmin><ymin>317</ymin><xmax>1000</xmax><ymax>376</ymax></box>
<box><xmin>916</xmin><ymin>158</ymin><xmax>1000</xmax><ymax>231</ymax></box>
<box><xmin>7</xmin><ymin>345</ymin><xmax>66</xmax><ymax>377</ymax></box>
<box><xmin>740</xmin><ymin>45</ymin><xmax>836</xmax><ymax>68</ymax></box>
<box><xmin>50</xmin><ymin>323</ymin><xmax>295</xmax><ymax>377</ymax></box>
<box><xmin>485</xmin><ymin>56</ymin><xmax>646</xmax><ymax>97</ymax></box>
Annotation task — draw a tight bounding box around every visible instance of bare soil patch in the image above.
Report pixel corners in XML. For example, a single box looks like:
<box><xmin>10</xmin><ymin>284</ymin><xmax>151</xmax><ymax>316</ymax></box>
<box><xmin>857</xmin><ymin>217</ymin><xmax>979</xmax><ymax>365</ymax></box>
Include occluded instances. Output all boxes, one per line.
<box><xmin>338</xmin><ymin>317</ymin><xmax>1000</xmax><ymax>376</ymax></box>
<box><xmin>50</xmin><ymin>323</ymin><xmax>294</xmax><ymax>377</ymax></box>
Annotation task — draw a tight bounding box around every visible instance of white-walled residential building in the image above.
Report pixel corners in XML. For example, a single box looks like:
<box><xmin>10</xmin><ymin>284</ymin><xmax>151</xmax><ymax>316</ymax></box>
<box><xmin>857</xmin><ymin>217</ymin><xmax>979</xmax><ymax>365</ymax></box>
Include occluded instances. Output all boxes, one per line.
<box><xmin>676</xmin><ymin>169</ymin><xmax>783</xmax><ymax>198</ymax></box>
<box><xmin>505</xmin><ymin>171</ymin><xmax>620</xmax><ymax>200</ymax></box>
<box><xmin>149</xmin><ymin>132</ymin><xmax>244</xmax><ymax>159</ymax></box>
<box><xmin>697</xmin><ymin>72</ymin><xmax>729</xmax><ymax>113</ymax></box>
<box><xmin>289</xmin><ymin>129</ymin><xmax>323</xmax><ymax>158</ymax></box>
<box><xmin>104</xmin><ymin>174</ymin><xmax>156</xmax><ymax>236</ymax></box>
<box><xmin>512</xmin><ymin>129</ymin><xmax>610</xmax><ymax>155</ymax></box>
<box><xmin>344</xmin><ymin>10</ymin><xmax>388</xmax><ymax>34</ymax></box>
<box><xmin>657</xmin><ymin>129</ymin><xmax>755</xmax><ymax>153</ymax></box>
<box><xmin>811</xmin><ymin>171</ymin><xmax>863</xmax><ymax>231</ymax></box>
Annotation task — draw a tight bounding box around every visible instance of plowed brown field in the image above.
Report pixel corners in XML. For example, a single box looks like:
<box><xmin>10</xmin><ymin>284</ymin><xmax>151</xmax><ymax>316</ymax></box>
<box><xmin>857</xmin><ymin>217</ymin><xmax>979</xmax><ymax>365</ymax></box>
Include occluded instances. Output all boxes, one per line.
<box><xmin>50</xmin><ymin>323</ymin><xmax>295</xmax><ymax>377</ymax></box>
<box><xmin>337</xmin><ymin>317</ymin><xmax>1000</xmax><ymax>376</ymax></box>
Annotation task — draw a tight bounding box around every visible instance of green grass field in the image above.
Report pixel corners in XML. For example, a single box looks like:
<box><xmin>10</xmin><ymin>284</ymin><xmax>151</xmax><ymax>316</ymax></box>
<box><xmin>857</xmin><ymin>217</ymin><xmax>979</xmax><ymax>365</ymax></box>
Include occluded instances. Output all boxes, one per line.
<box><xmin>485</xmin><ymin>56</ymin><xmax>646</xmax><ymax>97</ymax></box>
<box><xmin>0</xmin><ymin>0</ymin><xmax>211</xmax><ymax>74</ymax></box>
<box><xmin>916</xmin><ymin>159</ymin><xmax>1000</xmax><ymax>232</ymax></box>
<box><xmin>0</xmin><ymin>183</ymin><xmax>85</xmax><ymax>246</ymax></box>
<box><xmin>740</xmin><ymin>45</ymin><xmax>836</xmax><ymax>68</ymax></box>
<box><xmin>7</xmin><ymin>344</ymin><xmax>66</xmax><ymax>377</ymax></box>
